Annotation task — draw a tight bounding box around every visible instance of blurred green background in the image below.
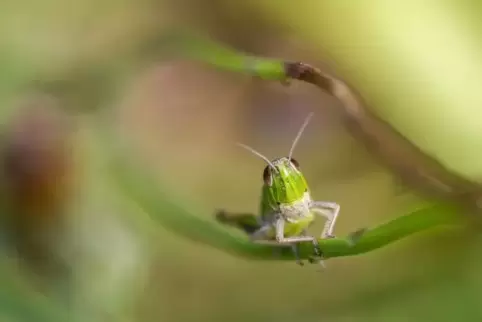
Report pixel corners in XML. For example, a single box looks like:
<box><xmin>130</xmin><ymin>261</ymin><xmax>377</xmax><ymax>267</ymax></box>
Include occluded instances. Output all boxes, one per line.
<box><xmin>1</xmin><ymin>1</ymin><xmax>482</xmax><ymax>321</ymax></box>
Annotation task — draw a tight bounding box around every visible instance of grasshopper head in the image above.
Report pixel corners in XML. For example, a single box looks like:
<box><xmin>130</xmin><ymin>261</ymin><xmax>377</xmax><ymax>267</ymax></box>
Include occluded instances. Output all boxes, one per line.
<box><xmin>263</xmin><ymin>157</ymin><xmax>309</xmax><ymax>204</ymax></box>
<box><xmin>237</xmin><ymin>112</ymin><xmax>314</xmax><ymax>212</ymax></box>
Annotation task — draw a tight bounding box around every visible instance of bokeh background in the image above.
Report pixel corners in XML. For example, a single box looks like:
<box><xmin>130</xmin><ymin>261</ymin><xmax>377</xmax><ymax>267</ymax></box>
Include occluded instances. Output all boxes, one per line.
<box><xmin>1</xmin><ymin>1</ymin><xmax>482</xmax><ymax>321</ymax></box>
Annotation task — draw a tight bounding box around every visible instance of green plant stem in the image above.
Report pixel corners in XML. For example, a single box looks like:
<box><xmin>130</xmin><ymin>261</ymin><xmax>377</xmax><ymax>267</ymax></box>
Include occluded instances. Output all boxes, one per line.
<box><xmin>159</xmin><ymin>32</ymin><xmax>289</xmax><ymax>81</ymax></box>
<box><xmin>167</xmin><ymin>33</ymin><xmax>481</xmax><ymax>204</ymax></box>
<box><xmin>94</xmin><ymin>34</ymin><xmax>468</xmax><ymax>262</ymax></box>
<box><xmin>102</xmin><ymin>122</ymin><xmax>462</xmax><ymax>261</ymax></box>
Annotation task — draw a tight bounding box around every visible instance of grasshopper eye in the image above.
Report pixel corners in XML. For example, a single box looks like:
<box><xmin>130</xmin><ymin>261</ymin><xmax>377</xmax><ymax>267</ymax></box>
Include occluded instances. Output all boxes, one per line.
<box><xmin>290</xmin><ymin>158</ymin><xmax>300</xmax><ymax>169</ymax></box>
<box><xmin>263</xmin><ymin>165</ymin><xmax>272</xmax><ymax>186</ymax></box>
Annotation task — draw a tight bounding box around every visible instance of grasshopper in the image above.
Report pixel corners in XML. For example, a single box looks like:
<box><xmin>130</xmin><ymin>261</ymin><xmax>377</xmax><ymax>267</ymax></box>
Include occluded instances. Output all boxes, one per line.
<box><xmin>217</xmin><ymin>113</ymin><xmax>360</xmax><ymax>266</ymax></box>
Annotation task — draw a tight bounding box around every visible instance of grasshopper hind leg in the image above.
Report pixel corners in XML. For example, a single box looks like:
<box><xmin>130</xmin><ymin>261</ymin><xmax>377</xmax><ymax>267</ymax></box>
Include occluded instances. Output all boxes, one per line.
<box><xmin>300</xmin><ymin>229</ymin><xmax>326</xmax><ymax>268</ymax></box>
<box><xmin>290</xmin><ymin>244</ymin><xmax>304</xmax><ymax>266</ymax></box>
<box><xmin>215</xmin><ymin>210</ymin><xmax>261</xmax><ymax>235</ymax></box>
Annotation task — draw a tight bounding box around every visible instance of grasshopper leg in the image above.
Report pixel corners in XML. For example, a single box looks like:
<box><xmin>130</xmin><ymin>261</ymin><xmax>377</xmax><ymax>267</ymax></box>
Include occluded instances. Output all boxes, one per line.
<box><xmin>250</xmin><ymin>220</ymin><xmax>308</xmax><ymax>266</ymax></box>
<box><xmin>274</xmin><ymin>218</ymin><xmax>318</xmax><ymax>244</ymax></box>
<box><xmin>311</xmin><ymin>201</ymin><xmax>340</xmax><ymax>239</ymax></box>
<box><xmin>215</xmin><ymin>210</ymin><xmax>262</xmax><ymax>235</ymax></box>
<box><xmin>250</xmin><ymin>218</ymin><xmax>326</xmax><ymax>267</ymax></box>
<box><xmin>308</xmin><ymin>239</ymin><xmax>326</xmax><ymax>268</ymax></box>
<box><xmin>274</xmin><ymin>218</ymin><xmax>324</xmax><ymax>266</ymax></box>
<box><xmin>290</xmin><ymin>244</ymin><xmax>304</xmax><ymax>266</ymax></box>
<box><xmin>249</xmin><ymin>224</ymin><xmax>274</xmax><ymax>241</ymax></box>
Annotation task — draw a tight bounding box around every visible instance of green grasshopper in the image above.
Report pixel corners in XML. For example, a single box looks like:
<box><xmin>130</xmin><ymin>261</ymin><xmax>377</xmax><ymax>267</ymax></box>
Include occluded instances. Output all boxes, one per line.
<box><xmin>217</xmin><ymin>113</ymin><xmax>353</xmax><ymax>266</ymax></box>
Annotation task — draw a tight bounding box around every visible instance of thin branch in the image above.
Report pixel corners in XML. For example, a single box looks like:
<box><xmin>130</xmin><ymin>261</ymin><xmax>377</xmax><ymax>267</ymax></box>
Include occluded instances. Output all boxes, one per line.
<box><xmin>166</xmin><ymin>32</ymin><xmax>482</xmax><ymax>206</ymax></box>
<box><xmin>282</xmin><ymin>61</ymin><xmax>482</xmax><ymax>203</ymax></box>
<box><xmin>102</xmin><ymin>122</ymin><xmax>463</xmax><ymax>261</ymax></box>
<box><xmin>94</xmin><ymin>34</ymin><xmax>472</xmax><ymax>262</ymax></box>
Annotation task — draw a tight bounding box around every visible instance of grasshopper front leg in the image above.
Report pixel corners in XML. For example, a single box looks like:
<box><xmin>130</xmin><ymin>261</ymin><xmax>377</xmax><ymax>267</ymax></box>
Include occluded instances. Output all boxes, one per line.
<box><xmin>274</xmin><ymin>218</ymin><xmax>325</xmax><ymax>266</ymax></box>
<box><xmin>310</xmin><ymin>203</ymin><xmax>367</xmax><ymax>247</ymax></box>
<box><xmin>274</xmin><ymin>218</ymin><xmax>316</xmax><ymax>244</ymax></box>
<box><xmin>310</xmin><ymin>201</ymin><xmax>340</xmax><ymax>239</ymax></box>
<box><xmin>249</xmin><ymin>217</ymin><xmax>321</xmax><ymax>266</ymax></box>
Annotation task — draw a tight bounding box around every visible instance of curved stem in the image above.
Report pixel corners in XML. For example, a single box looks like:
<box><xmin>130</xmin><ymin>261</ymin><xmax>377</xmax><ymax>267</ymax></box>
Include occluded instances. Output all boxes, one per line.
<box><xmin>103</xmin><ymin>122</ymin><xmax>462</xmax><ymax>261</ymax></box>
<box><xmin>169</xmin><ymin>33</ymin><xmax>481</xmax><ymax>205</ymax></box>
<box><xmin>97</xmin><ymin>34</ymin><xmax>469</xmax><ymax>262</ymax></box>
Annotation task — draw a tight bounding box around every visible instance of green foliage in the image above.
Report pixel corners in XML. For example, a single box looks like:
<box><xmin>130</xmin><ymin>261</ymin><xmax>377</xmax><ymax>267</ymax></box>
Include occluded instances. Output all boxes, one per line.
<box><xmin>0</xmin><ymin>29</ymin><xmax>475</xmax><ymax>321</ymax></box>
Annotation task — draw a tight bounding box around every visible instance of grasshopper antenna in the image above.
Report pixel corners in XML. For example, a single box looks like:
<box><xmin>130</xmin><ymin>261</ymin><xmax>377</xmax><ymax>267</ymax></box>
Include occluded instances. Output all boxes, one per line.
<box><xmin>236</xmin><ymin>143</ymin><xmax>277</xmax><ymax>171</ymax></box>
<box><xmin>288</xmin><ymin>112</ymin><xmax>314</xmax><ymax>160</ymax></box>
